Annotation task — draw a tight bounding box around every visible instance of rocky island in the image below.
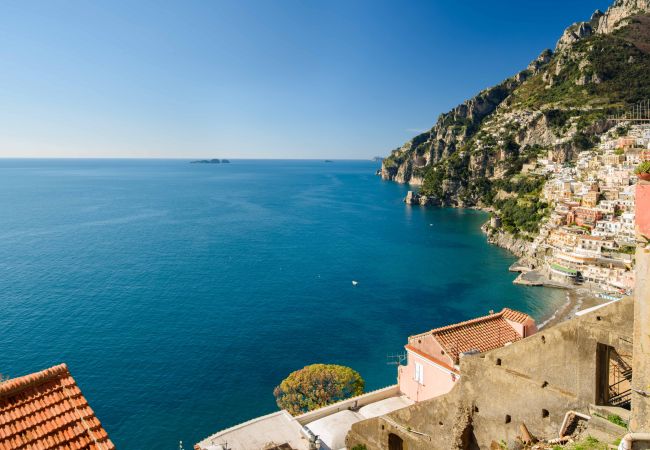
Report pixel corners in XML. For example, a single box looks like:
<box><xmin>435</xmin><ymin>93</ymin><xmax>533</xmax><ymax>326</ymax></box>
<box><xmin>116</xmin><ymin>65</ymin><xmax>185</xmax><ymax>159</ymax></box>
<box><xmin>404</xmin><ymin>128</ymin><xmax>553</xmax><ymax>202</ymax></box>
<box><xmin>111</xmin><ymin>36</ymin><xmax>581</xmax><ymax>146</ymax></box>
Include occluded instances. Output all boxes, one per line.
<box><xmin>191</xmin><ymin>159</ymin><xmax>230</xmax><ymax>164</ymax></box>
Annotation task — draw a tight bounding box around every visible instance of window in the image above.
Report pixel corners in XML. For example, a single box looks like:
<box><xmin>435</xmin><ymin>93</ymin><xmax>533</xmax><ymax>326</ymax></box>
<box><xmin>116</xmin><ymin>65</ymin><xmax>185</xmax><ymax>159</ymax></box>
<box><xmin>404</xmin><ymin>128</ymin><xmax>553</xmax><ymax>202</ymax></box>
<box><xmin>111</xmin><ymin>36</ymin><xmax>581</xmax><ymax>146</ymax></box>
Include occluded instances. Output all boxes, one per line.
<box><xmin>415</xmin><ymin>362</ymin><xmax>424</xmax><ymax>385</ymax></box>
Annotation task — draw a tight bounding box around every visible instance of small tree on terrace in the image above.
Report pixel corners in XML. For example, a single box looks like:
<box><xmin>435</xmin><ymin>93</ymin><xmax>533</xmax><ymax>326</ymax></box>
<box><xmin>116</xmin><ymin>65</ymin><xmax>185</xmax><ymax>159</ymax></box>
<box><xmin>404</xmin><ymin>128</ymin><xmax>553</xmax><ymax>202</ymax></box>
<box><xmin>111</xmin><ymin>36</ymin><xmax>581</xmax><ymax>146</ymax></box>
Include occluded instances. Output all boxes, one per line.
<box><xmin>273</xmin><ymin>364</ymin><xmax>365</xmax><ymax>415</ymax></box>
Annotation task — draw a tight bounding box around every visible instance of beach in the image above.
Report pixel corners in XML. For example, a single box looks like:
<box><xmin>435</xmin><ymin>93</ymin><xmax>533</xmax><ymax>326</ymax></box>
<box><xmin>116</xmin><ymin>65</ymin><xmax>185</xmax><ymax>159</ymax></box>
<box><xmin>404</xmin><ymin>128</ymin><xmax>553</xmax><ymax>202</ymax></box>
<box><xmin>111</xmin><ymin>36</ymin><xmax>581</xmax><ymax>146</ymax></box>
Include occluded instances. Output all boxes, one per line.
<box><xmin>538</xmin><ymin>287</ymin><xmax>610</xmax><ymax>329</ymax></box>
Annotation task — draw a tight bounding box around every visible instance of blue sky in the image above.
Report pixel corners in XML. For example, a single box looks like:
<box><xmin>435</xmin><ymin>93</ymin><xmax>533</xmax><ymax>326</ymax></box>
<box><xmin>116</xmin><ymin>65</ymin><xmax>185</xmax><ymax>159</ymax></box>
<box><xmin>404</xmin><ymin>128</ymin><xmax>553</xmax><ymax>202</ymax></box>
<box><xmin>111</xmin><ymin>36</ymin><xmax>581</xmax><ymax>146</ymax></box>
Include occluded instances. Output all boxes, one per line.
<box><xmin>0</xmin><ymin>0</ymin><xmax>610</xmax><ymax>159</ymax></box>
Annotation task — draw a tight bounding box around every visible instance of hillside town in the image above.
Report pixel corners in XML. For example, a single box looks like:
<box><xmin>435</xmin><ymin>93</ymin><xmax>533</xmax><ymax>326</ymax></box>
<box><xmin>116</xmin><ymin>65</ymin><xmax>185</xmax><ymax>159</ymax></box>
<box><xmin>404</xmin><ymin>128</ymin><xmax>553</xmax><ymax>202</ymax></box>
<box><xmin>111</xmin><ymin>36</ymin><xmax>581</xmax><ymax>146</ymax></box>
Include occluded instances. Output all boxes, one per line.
<box><xmin>508</xmin><ymin>123</ymin><xmax>650</xmax><ymax>295</ymax></box>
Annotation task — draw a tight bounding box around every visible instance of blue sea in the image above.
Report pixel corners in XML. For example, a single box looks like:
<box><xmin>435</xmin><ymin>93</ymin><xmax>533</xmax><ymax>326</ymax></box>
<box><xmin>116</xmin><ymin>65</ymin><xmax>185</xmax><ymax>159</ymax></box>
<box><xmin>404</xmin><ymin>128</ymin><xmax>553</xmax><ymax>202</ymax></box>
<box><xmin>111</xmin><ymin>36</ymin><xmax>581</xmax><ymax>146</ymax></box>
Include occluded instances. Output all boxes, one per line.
<box><xmin>0</xmin><ymin>159</ymin><xmax>565</xmax><ymax>449</ymax></box>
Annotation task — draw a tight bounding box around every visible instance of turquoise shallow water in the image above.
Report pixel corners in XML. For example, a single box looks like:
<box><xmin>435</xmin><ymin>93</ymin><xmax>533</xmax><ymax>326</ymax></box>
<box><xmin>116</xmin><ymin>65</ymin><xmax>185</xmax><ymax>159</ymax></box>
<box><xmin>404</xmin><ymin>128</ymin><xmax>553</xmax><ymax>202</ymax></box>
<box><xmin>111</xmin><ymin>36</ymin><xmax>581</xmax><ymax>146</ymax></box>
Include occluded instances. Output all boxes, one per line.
<box><xmin>0</xmin><ymin>159</ymin><xmax>565</xmax><ymax>449</ymax></box>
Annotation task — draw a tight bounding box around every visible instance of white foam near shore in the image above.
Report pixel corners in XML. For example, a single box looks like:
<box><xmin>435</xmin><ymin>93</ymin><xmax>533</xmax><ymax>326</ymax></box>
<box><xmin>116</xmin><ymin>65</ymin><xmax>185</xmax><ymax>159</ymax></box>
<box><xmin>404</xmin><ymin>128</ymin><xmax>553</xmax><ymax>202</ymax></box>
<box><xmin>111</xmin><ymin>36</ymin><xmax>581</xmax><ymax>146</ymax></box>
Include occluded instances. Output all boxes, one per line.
<box><xmin>538</xmin><ymin>292</ymin><xmax>572</xmax><ymax>329</ymax></box>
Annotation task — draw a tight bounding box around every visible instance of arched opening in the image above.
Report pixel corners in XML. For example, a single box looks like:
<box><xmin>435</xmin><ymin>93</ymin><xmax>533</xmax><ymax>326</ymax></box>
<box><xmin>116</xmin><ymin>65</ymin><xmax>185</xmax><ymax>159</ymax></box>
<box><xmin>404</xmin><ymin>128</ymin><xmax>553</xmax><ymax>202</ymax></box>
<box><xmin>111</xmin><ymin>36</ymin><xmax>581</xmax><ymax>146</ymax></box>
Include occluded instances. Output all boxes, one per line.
<box><xmin>388</xmin><ymin>433</ymin><xmax>404</xmax><ymax>450</ymax></box>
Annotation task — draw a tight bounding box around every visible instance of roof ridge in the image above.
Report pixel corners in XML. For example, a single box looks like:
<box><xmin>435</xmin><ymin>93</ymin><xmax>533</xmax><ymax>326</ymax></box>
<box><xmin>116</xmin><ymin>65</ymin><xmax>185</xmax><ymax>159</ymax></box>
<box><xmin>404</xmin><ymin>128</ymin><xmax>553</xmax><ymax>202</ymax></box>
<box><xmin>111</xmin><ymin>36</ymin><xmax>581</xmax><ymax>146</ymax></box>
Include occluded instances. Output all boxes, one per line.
<box><xmin>409</xmin><ymin>307</ymin><xmax>532</xmax><ymax>340</ymax></box>
<box><xmin>0</xmin><ymin>363</ymin><xmax>69</xmax><ymax>397</ymax></box>
<box><xmin>428</xmin><ymin>309</ymin><xmax>505</xmax><ymax>336</ymax></box>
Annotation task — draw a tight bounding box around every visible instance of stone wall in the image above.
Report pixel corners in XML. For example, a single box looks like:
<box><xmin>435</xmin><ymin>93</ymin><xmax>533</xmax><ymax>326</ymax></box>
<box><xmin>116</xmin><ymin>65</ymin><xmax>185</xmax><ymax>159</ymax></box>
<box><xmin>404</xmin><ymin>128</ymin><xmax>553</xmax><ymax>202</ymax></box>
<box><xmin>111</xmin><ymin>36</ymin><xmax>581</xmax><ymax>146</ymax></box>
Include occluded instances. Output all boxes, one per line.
<box><xmin>631</xmin><ymin>181</ymin><xmax>650</xmax><ymax>432</ymax></box>
<box><xmin>346</xmin><ymin>298</ymin><xmax>633</xmax><ymax>449</ymax></box>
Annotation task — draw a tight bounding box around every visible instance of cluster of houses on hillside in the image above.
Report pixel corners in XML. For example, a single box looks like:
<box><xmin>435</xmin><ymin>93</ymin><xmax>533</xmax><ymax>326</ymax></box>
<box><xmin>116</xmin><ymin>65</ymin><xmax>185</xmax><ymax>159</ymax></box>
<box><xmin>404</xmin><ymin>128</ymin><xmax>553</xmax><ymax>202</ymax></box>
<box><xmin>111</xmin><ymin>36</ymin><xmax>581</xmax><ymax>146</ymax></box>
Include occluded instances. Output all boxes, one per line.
<box><xmin>519</xmin><ymin>124</ymin><xmax>650</xmax><ymax>294</ymax></box>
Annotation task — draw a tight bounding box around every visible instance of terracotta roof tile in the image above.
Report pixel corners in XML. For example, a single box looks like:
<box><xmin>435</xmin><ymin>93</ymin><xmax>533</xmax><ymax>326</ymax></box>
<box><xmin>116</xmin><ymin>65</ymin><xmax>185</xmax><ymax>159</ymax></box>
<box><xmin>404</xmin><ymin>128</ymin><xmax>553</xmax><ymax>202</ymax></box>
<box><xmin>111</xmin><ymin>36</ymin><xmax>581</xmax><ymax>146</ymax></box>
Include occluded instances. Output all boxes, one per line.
<box><xmin>0</xmin><ymin>364</ymin><xmax>115</xmax><ymax>450</ymax></box>
<box><xmin>501</xmin><ymin>308</ymin><xmax>532</xmax><ymax>324</ymax></box>
<box><xmin>414</xmin><ymin>308</ymin><xmax>533</xmax><ymax>362</ymax></box>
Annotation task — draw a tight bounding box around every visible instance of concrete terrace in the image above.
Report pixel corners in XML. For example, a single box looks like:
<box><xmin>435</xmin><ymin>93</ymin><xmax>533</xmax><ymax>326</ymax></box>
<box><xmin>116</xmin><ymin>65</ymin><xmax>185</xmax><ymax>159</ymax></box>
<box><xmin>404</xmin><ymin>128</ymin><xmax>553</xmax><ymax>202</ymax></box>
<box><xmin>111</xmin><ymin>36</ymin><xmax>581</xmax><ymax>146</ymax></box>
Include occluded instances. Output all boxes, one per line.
<box><xmin>194</xmin><ymin>410</ymin><xmax>311</xmax><ymax>450</ymax></box>
<box><xmin>194</xmin><ymin>386</ymin><xmax>414</xmax><ymax>450</ymax></box>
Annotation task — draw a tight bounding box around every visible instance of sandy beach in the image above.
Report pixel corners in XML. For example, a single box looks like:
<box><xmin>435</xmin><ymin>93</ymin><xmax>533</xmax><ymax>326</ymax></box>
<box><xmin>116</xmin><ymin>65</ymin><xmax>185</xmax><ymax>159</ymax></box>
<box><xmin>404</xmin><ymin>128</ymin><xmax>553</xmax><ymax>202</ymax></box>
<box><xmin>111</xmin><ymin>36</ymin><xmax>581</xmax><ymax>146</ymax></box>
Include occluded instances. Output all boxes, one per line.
<box><xmin>538</xmin><ymin>287</ymin><xmax>611</xmax><ymax>329</ymax></box>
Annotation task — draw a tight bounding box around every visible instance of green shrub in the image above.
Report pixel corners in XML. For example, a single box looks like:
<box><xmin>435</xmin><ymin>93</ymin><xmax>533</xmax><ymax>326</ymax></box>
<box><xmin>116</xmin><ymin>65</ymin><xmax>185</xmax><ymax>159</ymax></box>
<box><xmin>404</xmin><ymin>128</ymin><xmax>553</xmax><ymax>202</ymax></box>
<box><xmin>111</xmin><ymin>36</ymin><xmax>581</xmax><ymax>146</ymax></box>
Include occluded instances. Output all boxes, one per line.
<box><xmin>607</xmin><ymin>414</ymin><xmax>627</xmax><ymax>427</ymax></box>
<box><xmin>635</xmin><ymin>161</ymin><xmax>650</xmax><ymax>174</ymax></box>
<box><xmin>273</xmin><ymin>364</ymin><xmax>365</xmax><ymax>415</ymax></box>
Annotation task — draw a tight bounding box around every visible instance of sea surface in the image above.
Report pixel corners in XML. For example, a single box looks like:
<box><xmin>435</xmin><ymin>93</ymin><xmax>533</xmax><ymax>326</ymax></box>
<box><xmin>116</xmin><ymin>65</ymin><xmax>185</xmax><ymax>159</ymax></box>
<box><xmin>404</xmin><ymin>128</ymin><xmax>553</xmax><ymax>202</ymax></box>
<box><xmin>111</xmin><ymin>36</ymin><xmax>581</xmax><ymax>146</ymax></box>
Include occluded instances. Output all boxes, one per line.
<box><xmin>0</xmin><ymin>159</ymin><xmax>565</xmax><ymax>449</ymax></box>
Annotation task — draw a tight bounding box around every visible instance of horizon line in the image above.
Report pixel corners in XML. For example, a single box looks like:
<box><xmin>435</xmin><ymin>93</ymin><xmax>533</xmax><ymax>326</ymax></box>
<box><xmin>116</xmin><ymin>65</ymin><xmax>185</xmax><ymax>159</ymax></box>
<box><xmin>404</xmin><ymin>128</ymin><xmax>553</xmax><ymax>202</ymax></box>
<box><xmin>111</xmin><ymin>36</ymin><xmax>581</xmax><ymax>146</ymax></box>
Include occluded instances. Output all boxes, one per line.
<box><xmin>0</xmin><ymin>156</ymin><xmax>384</xmax><ymax>161</ymax></box>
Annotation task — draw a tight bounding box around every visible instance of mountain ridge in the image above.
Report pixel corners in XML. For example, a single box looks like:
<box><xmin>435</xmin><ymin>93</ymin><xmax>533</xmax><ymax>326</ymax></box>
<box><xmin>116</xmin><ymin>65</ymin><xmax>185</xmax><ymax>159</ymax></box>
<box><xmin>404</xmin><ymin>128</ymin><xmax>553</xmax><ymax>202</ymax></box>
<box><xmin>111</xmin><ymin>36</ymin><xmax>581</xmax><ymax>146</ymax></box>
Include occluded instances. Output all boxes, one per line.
<box><xmin>382</xmin><ymin>0</ymin><xmax>650</xmax><ymax>240</ymax></box>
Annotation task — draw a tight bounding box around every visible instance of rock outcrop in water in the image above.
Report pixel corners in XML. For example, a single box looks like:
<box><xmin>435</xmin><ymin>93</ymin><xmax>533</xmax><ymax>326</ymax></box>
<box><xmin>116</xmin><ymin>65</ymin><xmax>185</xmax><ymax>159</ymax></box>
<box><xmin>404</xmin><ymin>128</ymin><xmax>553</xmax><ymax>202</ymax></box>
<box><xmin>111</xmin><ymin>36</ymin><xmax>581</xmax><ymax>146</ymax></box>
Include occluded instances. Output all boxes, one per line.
<box><xmin>191</xmin><ymin>159</ymin><xmax>225</xmax><ymax>164</ymax></box>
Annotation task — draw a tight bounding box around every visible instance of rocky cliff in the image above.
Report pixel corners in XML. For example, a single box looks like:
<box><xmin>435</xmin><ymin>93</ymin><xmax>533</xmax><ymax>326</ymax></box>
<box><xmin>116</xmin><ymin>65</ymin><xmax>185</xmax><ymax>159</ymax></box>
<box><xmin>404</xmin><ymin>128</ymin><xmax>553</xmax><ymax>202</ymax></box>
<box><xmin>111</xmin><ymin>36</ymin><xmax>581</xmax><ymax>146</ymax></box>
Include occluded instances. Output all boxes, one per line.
<box><xmin>382</xmin><ymin>0</ymin><xmax>650</xmax><ymax>241</ymax></box>
<box><xmin>482</xmin><ymin>225</ymin><xmax>532</xmax><ymax>259</ymax></box>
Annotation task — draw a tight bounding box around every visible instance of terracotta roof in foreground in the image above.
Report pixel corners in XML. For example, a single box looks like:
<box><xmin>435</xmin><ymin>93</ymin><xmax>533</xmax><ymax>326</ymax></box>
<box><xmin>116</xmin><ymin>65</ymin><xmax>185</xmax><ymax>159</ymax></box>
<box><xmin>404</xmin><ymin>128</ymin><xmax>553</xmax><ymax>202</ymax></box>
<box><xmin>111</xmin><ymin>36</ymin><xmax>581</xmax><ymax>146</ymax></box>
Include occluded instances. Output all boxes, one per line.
<box><xmin>421</xmin><ymin>308</ymin><xmax>533</xmax><ymax>362</ymax></box>
<box><xmin>0</xmin><ymin>363</ymin><xmax>115</xmax><ymax>450</ymax></box>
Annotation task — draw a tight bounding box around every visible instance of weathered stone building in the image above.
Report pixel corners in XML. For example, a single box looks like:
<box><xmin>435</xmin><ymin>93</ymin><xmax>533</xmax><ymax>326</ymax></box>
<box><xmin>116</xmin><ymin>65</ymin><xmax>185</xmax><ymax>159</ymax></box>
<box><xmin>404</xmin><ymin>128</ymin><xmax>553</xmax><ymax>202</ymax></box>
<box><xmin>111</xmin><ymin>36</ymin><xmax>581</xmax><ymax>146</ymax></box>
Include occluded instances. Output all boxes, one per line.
<box><xmin>346</xmin><ymin>297</ymin><xmax>633</xmax><ymax>449</ymax></box>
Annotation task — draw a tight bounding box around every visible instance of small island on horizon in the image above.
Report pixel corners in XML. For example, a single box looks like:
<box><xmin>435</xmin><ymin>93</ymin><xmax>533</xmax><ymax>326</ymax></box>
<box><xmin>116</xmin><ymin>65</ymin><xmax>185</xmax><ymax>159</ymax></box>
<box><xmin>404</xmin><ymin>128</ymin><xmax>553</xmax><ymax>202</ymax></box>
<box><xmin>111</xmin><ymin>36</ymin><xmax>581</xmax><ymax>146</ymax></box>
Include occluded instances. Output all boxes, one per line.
<box><xmin>191</xmin><ymin>159</ymin><xmax>230</xmax><ymax>164</ymax></box>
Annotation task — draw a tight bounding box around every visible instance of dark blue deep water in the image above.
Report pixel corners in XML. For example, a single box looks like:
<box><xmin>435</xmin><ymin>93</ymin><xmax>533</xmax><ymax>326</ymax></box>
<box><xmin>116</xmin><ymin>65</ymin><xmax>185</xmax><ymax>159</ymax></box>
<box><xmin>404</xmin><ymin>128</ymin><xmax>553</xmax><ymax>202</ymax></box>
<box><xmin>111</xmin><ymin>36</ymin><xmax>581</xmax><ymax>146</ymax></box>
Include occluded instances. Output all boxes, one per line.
<box><xmin>0</xmin><ymin>159</ymin><xmax>565</xmax><ymax>449</ymax></box>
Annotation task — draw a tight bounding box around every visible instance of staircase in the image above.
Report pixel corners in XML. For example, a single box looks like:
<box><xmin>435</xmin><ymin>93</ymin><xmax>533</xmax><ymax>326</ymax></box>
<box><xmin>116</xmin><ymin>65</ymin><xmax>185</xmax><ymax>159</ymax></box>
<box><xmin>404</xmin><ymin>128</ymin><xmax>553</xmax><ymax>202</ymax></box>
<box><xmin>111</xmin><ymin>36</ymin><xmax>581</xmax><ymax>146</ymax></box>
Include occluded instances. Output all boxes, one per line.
<box><xmin>608</xmin><ymin>352</ymin><xmax>632</xmax><ymax>409</ymax></box>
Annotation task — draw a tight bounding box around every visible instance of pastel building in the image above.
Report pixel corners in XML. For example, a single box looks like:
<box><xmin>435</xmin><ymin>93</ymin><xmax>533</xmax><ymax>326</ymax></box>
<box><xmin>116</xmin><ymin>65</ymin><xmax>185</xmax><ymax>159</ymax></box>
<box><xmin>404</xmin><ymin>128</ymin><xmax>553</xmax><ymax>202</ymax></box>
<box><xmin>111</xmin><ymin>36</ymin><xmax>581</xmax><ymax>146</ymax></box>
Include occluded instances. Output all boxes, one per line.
<box><xmin>398</xmin><ymin>308</ymin><xmax>537</xmax><ymax>402</ymax></box>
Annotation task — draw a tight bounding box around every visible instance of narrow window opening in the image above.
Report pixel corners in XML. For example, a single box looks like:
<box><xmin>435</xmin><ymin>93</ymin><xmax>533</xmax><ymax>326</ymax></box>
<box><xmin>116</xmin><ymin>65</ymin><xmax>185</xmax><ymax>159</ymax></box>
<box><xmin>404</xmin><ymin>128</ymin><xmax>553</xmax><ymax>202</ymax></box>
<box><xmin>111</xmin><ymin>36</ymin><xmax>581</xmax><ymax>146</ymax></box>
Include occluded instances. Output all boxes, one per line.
<box><xmin>505</xmin><ymin>415</ymin><xmax>511</xmax><ymax>424</ymax></box>
<box><xmin>542</xmin><ymin>409</ymin><xmax>550</xmax><ymax>418</ymax></box>
<box><xmin>415</xmin><ymin>362</ymin><xmax>424</xmax><ymax>385</ymax></box>
<box><xmin>496</xmin><ymin>358</ymin><xmax>502</xmax><ymax>366</ymax></box>
<box><xmin>542</xmin><ymin>381</ymin><xmax>549</xmax><ymax>388</ymax></box>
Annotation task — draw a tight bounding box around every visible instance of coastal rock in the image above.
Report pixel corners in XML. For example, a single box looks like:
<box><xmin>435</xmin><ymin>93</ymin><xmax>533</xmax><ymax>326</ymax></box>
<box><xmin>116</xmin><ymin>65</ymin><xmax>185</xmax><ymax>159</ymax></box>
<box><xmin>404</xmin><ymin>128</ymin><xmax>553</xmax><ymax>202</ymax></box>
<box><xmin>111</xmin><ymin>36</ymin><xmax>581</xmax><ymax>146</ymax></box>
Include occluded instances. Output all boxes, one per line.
<box><xmin>404</xmin><ymin>190</ymin><xmax>419</xmax><ymax>205</ymax></box>
<box><xmin>482</xmin><ymin>224</ymin><xmax>532</xmax><ymax>259</ymax></box>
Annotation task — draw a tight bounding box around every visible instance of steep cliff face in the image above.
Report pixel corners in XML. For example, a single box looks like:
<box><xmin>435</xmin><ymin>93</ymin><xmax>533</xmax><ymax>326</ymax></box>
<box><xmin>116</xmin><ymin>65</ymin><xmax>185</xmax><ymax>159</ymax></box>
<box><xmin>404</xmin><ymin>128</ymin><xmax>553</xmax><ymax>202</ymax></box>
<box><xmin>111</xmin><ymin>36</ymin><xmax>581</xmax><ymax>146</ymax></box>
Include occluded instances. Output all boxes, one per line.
<box><xmin>596</xmin><ymin>0</ymin><xmax>650</xmax><ymax>34</ymax></box>
<box><xmin>381</xmin><ymin>50</ymin><xmax>552</xmax><ymax>186</ymax></box>
<box><xmin>382</xmin><ymin>0</ymin><xmax>650</xmax><ymax>238</ymax></box>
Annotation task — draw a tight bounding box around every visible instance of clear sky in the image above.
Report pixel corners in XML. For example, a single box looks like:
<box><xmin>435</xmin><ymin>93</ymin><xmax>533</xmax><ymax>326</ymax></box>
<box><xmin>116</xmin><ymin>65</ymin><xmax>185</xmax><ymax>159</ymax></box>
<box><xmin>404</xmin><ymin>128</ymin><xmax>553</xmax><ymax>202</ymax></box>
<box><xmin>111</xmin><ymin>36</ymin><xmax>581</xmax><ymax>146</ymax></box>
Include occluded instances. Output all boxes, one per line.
<box><xmin>0</xmin><ymin>0</ymin><xmax>611</xmax><ymax>159</ymax></box>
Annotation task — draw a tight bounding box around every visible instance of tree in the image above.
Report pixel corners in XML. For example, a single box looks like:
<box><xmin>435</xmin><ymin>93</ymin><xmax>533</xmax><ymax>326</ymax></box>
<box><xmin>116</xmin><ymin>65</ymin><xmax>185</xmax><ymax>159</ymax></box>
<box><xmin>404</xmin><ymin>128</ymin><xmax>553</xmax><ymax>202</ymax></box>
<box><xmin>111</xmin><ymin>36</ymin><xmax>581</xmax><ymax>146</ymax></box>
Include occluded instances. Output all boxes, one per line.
<box><xmin>273</xmin><ymin>364</ymin><xmax>365</xmax><ymax>415</ymax></box>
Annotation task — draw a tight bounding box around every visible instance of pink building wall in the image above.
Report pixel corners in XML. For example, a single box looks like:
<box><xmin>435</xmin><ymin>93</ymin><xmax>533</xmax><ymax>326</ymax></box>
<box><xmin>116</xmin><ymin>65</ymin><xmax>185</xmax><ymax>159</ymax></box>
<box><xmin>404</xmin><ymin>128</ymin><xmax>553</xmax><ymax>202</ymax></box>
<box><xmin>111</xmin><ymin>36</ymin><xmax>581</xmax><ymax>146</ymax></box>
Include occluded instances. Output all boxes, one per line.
<box><xmin>504</xmin><ymin>317</ymin><xmax>537</xmax><ymax>338</ymax></box>
<box><xmin>407</xmin><ymin>334</ymin><xmax>455</xmax><ymax>366</ymax></box>
<box><xmin>637</xmin><ymin>182</ymin><xmax>650</xmax><ymax>240</ymax></box>
<box><xmin>398</xmin><ymin>346</ymin><xmax>459</xmax><ymax>403</ymax></box>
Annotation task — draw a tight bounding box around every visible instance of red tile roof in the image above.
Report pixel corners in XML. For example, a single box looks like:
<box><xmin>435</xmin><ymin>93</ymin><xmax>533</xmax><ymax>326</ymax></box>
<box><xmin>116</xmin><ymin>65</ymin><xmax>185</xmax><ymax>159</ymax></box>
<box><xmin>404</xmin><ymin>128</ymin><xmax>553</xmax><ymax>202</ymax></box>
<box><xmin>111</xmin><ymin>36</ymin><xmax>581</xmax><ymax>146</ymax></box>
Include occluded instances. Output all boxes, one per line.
<box><xmin>501</xmin><ymin>308</ymin><xmax>531</xmax><ymax>324</ymax></box>
<box><xmin>0</xmin><ymin>364</ymin><xmax>115</xmax><ymax>450</ymax></box>
<box><xmin>417</xmin><ymin>308</ymin><xmax>533</xmax><ymax>363</ymax></box>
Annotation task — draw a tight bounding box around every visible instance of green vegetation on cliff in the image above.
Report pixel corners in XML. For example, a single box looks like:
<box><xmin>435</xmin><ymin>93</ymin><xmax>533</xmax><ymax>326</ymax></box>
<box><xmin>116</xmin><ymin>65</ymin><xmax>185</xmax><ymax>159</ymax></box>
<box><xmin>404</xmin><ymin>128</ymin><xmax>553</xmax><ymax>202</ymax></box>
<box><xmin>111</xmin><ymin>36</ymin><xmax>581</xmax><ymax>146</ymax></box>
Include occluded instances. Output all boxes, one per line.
<box><xmin>493</xmin><ymin>175</ymin><xmax>550</xmax><ymax>237</ymax></box>
<box><xmin>384</xmin><ymin>9</ymin><xmax>650</xmax><ymax>238</ymax></box>
<box><xmin>511</xmin><ymin>18</ymin><xmax>650</xmax><ymax>110</ymax></box>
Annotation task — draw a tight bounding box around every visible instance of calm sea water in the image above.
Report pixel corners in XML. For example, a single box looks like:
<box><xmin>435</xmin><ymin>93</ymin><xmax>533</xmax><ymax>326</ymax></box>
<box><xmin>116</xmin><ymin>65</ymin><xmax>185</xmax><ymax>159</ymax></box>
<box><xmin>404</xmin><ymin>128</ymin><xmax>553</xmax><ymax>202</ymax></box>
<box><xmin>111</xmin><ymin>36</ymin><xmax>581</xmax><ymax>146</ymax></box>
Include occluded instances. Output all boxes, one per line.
<box><xmin>0</xmin><ymin>159</ymin><xmax>565</xmax><ymax>449</ymax></box>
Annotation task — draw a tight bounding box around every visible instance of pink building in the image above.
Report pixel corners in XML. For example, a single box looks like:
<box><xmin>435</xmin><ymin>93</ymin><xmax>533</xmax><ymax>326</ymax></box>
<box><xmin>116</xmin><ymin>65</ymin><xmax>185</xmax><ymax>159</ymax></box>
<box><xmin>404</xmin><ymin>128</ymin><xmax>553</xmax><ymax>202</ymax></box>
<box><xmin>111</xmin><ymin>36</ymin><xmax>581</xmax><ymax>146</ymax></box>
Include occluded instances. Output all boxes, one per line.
<box><xmin>637</xmin><ymin>182</ymin><xmax>650</xmax><ymax>239</ymax></box>
<box><xmin>398</xmin><ymin>308</ymin><xmax>537</xmax><ymax>402</ymax></box>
